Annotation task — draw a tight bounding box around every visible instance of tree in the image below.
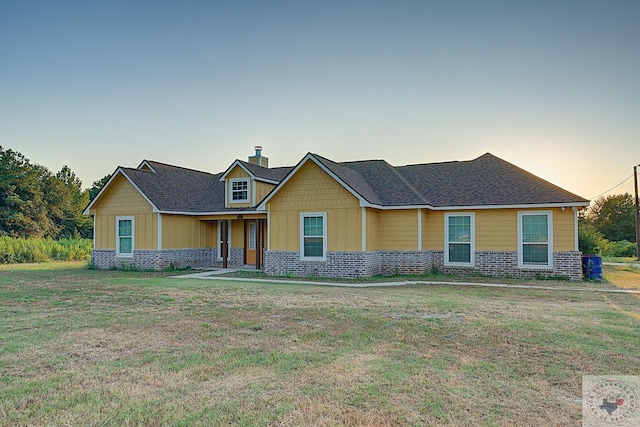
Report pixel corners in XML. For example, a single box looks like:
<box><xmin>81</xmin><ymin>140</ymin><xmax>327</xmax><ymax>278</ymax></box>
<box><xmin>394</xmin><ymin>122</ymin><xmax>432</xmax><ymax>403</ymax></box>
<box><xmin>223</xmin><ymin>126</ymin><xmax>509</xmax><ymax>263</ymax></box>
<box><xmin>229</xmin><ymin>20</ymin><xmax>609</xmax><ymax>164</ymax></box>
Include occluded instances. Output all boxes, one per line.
<box><xmin>89</xmin><ymin>174</ymin><xmax>111</xmax><ymax>201</ymax></box>
<box><xmin>1</xmin><ymin>146</ymin><xmax>93</xmax><ymax>239</ymax></box>
<box><xmin>587</xmin><ymin>193</ymin><xmax>636</xmax><ymax>242</ymax></box>
<box><xmin>0</xmin><ymin>146</ymin><xmax>52</xmax><ymax>237</ymax></box>
<box><xmin>55</xmin><ymin>165</ymin><xmax>93</xmax><ymax>238</ymax></box>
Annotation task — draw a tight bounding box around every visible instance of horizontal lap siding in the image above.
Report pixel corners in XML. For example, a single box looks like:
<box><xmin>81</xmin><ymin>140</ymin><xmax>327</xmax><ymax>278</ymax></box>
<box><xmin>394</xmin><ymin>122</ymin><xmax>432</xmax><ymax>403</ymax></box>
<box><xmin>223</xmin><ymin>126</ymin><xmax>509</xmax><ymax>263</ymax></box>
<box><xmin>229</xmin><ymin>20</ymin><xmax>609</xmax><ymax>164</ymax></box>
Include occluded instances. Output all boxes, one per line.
<box><xmin>423</xmin><ymin>208</ymin><xmax>576</xmax><ymax>252</ymax></box>
<box><xmin>553</xmin><ymin>208</ymin><xmax>576</xmax><ymax>251</ymax></box>
<box><xmin>366</xmin><ymin>209</ymin><xmax>379</xmax><ymax>251</ymax></box>
<box><xmin>269</xmin><ymin>161</ymin><xmax>361</xmax><ymax>252</ymax></box>
<box><xmin>423</xmin><ymin>211</ymin><xmax>444</xmax><ymax>250</ymax></box>
<box><xmin>162</xmin><ymin>215</ymin><xmax>213</xmax><ymax>249</ymax></box>
<box><xmin>255</xmin><ymin>181</ymin><xmax>276</xmax><ymax>204</ymax></box>
<box><xmin>476</xmin><ymin>209</ymin><xmax>517</xmax><ymax>251</ymax></box>
<box><xmin>377</xmin><ymin>210</ymin><xmax>418</xmax><ymax>251</ymax></box>
<box><xmin>92</xmin><ymin>175</ymin><xmax>156</xmax><ymax>250</ymax></box>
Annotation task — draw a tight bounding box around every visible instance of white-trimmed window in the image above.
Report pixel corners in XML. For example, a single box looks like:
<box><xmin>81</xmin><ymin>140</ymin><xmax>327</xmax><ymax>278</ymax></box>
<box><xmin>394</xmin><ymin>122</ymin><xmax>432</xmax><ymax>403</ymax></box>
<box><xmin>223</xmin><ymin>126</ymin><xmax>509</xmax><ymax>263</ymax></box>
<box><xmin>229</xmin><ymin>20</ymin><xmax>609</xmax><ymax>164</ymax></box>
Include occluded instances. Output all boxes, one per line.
<box><xmin>230</xmin><ymin>178</ymin><xmax>249</xmax><ymax>203</ymax></box>
<box><xmin>116</xmin><ymin>216</ymin><xmax>134</xmax><ymax>257</ymax></box>
<box><xmin>518</xmin><ymin>211</ymin><xmax>553</xmax><ymax>268</ymax></box>
<box><xmin>300</xmin><ymin>212</ymin><xmax>327</xmax><ymax>260</ymax></box>
<box><xmin>445</xmin><ymin>213</ymin><xmax>474</xmax><ymax>266</ymax></box>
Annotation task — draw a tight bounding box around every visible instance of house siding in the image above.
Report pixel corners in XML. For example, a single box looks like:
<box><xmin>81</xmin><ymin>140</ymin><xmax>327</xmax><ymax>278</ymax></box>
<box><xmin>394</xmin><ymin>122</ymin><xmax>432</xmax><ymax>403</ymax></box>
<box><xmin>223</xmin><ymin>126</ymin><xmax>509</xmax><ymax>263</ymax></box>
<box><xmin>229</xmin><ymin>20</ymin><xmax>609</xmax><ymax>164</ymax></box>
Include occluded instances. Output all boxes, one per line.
<box><xmin>226</xmin><ymin>166</ymin><xmax>252</xmax><ymax>208</ymax></box>
<box><xmin>268</xmin><ymin>161</ymin><xmax>362</xmax><ymax>253</ymax></box>
<box><xmin>255</xmin><ymin>181</ymin><xmax>276</xmax><ymax>204</ymax></box>
<box><xmin>90</xmin><ymin>174</ymin><xmax>157</xmax><ymax>251</ymax></box>
<box><xmin>376</xmin><ymin>209</ymin><xmax>419</xmax><ymax>251</ymax></box>
<box><xmin>419</xmin><ymin>208</ymin><xmax>575</xmax><ymax>252</ymax></box>
<box><xmin>162</xmin><ymin>215</ymin><xmax>214</xmax><ymax>249</ymax></box>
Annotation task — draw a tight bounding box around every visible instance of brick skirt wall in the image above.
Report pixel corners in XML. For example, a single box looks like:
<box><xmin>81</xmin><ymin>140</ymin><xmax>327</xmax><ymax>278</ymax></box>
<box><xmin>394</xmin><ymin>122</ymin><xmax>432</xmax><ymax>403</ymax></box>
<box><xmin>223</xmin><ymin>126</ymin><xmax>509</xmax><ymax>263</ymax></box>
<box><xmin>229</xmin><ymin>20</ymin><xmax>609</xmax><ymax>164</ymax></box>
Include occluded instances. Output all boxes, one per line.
<box><xmin>93</xmin><ymin>247</ymin><xmax>582</xmax><ymax>279</ymax></box>
<box><xmin>263</xmin><ymin>250</ymin><xmax>583</xmax><ymax>280</ymax></box>
<box><xmin>92</xmin><ymin>248</ymin><xmax>220</xmax><ymax>270</ymax></box>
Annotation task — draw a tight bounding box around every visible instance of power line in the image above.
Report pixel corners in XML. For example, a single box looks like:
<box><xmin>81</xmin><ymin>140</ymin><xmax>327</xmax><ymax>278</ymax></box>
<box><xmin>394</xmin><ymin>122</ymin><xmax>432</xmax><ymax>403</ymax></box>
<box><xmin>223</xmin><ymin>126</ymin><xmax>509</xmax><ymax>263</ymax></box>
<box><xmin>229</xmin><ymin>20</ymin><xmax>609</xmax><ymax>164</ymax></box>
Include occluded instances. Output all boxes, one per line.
<box><xmin>590</xmin><ymin>174</ymin><xmax>634</xmax><ymax>200</ymax></box>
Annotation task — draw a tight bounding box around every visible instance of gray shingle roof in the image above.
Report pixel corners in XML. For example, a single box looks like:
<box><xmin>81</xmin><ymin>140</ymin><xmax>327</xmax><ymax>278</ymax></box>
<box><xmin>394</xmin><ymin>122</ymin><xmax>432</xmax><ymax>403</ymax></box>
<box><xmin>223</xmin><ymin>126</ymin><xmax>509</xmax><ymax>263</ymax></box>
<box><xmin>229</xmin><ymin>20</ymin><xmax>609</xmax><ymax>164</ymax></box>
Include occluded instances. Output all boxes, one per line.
<box><xmin>308</xmin><ymin>152</ymin><xmax>587</xmax><ymax>207</ymax></box>
<box><xmin>395</xmin><ymin>153</ymin><xmax>588</xmax><ymax>207</ymax></box>
<box><xmin>106</xmin><ymin>153</ymin><xmax>588</xmax><ymax>214</ymax></box>
<box><xmin>236</xmin><ymin>160</ymin><xmax>292</xmax><ymax>183</ymax></box>
<box><xmin>121</xmin><ymin>161</ymin><xmax>228</xmax><ymax>213</ymax></box>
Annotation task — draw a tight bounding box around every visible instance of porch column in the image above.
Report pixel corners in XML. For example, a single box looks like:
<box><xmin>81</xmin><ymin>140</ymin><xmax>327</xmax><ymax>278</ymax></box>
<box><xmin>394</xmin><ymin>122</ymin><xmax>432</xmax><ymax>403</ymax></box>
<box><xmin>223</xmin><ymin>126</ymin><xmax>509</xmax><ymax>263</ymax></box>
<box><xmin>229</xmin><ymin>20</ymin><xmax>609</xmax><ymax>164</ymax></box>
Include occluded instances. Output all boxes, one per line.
<box><xmin>222</xmin><ymin>219</ymin><xmax>228</xmax><ymax>268</ymax></box>
<box><xmin>256</xmin><ymin>219</ymin><xmax>262</xmax><ymax>270</ymax></box>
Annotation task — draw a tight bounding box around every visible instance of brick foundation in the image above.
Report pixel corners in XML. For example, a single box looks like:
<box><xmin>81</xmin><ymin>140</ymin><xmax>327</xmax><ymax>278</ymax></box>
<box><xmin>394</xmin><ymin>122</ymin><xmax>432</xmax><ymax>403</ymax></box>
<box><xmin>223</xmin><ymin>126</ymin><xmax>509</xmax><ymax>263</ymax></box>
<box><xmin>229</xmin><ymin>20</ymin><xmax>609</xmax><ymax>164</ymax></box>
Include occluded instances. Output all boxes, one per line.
<box><xmin>92</xmin><ymin>248</ymin><xmax>224</xmax><ymax>270</ymax></box>
<box><xmin>264</xmin><ymin>250</ymin><xmax>583</xmax><ymax>280</ymax></box>
<box><xmin>93</xmin><ymin>247</ymin><xmax>582</xmax><ymax>279</ymax></box>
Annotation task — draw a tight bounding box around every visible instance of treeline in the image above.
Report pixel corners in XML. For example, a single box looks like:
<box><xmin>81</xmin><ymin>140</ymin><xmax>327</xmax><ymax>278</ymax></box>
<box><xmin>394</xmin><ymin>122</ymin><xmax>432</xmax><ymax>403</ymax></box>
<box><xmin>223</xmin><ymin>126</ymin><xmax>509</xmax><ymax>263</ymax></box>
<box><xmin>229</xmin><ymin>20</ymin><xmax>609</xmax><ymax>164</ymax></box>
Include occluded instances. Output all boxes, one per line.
<box><xmin>1</xmin><ymin>145</ymin><xmax>109</xmax><ymax>239</ymax></box>
<box><xmin>579</xmin><ymin>193</ymin><xmax>638</xmax><ymax>257</ymax></box>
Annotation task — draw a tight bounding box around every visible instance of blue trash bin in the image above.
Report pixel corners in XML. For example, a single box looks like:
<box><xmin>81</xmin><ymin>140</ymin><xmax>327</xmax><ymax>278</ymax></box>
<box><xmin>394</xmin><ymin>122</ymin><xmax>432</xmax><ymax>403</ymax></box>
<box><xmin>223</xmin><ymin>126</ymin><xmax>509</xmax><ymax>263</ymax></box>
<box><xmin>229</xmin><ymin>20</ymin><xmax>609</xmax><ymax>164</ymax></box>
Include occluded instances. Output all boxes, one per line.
<box><xmin>581</xmin><ymin>254</ymin><xmax>603</xmax><ymax>280</ymax></box>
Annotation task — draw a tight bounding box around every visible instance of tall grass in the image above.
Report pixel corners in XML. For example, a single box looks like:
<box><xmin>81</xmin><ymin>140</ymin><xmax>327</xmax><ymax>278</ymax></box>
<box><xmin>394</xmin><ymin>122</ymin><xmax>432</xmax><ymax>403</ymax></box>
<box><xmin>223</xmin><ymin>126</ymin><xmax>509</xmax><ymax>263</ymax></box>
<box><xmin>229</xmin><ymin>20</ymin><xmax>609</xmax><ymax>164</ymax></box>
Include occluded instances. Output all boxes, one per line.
<box><xmin>0</xmin><ymin>236</ymin><xmax>92</xmax><ymax>264</ymax></box>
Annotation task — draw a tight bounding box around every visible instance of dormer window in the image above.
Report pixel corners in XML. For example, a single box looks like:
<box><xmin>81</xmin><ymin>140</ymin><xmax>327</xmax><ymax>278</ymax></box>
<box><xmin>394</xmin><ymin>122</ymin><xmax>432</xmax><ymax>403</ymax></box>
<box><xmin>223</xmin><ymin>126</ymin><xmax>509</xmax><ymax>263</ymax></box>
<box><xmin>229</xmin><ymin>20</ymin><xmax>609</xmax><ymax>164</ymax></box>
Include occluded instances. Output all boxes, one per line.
<box><xmin>230</xmin><ymin>178</ymin><xmax>249</xmax><ymax>202</ymax></box>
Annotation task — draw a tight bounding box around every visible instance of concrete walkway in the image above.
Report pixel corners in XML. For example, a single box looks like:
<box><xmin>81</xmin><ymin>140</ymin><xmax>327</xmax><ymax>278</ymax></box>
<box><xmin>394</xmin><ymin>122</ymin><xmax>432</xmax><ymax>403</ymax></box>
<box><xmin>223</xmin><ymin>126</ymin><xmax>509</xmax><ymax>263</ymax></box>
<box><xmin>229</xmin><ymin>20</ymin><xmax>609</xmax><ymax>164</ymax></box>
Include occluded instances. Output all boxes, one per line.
<box><xmin>604</xmin><ymin>262</ymin><xmax>640</xmax><ymax>269</ymax></box>
<box><xmin>171</xmin><ymin>269</ymin><xmax>640</xmax><ymax>294</ymax></box>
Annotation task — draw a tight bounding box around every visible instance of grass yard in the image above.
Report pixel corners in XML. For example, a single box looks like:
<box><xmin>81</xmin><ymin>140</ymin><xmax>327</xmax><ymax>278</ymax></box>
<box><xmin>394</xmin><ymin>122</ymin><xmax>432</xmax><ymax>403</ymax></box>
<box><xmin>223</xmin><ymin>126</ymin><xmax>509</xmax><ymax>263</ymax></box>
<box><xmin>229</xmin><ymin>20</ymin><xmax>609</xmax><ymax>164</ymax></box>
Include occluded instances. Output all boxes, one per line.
<box><xmin>1</xmin><ymin>263</ymin><xmax>639</xmax><ymax>426</ymax></box>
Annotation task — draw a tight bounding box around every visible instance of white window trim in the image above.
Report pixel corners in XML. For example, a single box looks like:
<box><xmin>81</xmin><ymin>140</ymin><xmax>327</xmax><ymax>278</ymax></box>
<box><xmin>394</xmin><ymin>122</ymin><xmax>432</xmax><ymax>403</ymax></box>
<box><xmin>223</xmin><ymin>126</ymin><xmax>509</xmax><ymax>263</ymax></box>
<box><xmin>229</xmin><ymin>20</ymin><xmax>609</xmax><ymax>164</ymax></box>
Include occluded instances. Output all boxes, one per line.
<box><xmin>518</xmin><ymin>211</ymin><xmax>553</xmax><ymax>269</ymax></box>
<box><xmin>229</xmin><ymin>178</ymin><xmax>250</xmax><ymax>204</ymax></box>
<box><xmin>300</xmin><ymin>212</ymin><xmax>327</xmax><ymax>261</ymax></box>
<box><xmin>116</xmin><ymin>216</ymin><xmax>134</xmax><ymax>257</ymax></box>
<box><xmin>444</xmin><ymin>212</ymin><xmax>475</xmax><ymax>267</ymax></box>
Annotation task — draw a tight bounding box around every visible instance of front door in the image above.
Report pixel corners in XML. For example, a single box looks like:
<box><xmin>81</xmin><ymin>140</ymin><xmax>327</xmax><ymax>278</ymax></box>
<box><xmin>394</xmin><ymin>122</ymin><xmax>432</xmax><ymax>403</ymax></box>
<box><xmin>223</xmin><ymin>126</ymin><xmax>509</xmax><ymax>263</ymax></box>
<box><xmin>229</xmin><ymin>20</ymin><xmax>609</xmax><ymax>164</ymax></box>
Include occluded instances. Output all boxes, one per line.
<box><xmin>245</xmin><ymin>221</ymin><xmax>257</xmax><ymax>264</ymax></box>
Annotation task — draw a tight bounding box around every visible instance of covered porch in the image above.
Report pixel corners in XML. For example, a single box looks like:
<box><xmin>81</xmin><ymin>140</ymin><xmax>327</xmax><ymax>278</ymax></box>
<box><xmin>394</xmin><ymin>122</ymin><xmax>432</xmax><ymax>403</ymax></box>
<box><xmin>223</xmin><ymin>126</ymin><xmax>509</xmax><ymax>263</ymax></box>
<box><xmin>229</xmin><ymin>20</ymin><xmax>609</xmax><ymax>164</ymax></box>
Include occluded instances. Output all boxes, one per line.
<box><xmin>198</xmin><ymin>213</ymin><xmax>267</xmax><ymax>270</ymax></box>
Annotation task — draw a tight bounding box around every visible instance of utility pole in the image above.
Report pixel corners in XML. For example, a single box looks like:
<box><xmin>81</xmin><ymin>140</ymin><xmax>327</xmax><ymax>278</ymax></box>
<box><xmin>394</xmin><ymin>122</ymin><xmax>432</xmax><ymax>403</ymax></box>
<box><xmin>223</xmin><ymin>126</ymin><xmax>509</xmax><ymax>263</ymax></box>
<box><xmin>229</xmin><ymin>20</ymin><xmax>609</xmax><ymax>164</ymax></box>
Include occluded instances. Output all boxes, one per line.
<box><xmin>635</xmin><ymin>164</ymin><xmax>640</xmax><ymax>261</ymax></box>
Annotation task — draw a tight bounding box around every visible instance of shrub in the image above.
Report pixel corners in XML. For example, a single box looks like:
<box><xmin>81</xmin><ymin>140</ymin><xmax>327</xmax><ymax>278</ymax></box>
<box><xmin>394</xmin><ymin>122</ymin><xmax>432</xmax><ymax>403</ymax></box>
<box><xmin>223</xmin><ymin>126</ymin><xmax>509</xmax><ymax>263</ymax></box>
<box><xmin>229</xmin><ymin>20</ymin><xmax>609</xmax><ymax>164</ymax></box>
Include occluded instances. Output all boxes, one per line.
<box><xmin>578</xmin><ymin>223</ymin><xmax>604</xmax><ymax>255</ymax></box>
<box><xmin>0</xmin><ymin>237</ymin><xmax>92</xmax><ymax>264</ymax></box>
<box><xmin>598</xmin><ymin>239</ymin><xmax>637</xmax><ymax>258</ymax></box>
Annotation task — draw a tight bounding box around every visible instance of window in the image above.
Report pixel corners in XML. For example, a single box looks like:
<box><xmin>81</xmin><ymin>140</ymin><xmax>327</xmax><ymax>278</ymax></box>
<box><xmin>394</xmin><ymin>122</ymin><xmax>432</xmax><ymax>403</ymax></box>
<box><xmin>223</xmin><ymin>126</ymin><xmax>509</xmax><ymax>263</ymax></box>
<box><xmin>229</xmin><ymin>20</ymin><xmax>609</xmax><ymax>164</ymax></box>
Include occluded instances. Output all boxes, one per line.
<box><xmin>249</xmin><ymin>222</ymin><xmax>256</xmax><ymax>250</ymax></box>
<box><xmin>116</xmin><ymin>216</ymin><xmax>134</xmax><ymax>257</ymax></box>
<box><xmin>300</xmin><ymin>213</ymin><xmax>326</xmax><ymax>260</ymax></box>
<box><xmin>445</xmin><ymin>213</ymin><xmax>474</xmax><ymax>266</ymax></box>
<box><xmin>518</xmin><ymin>211</ymin><xmax>553</xmax><ymax>268</ymax></box>
<box><xmin>230</xmin><ymin>179</ymin><xmax>249</xmax><ymax>202</ymax></box>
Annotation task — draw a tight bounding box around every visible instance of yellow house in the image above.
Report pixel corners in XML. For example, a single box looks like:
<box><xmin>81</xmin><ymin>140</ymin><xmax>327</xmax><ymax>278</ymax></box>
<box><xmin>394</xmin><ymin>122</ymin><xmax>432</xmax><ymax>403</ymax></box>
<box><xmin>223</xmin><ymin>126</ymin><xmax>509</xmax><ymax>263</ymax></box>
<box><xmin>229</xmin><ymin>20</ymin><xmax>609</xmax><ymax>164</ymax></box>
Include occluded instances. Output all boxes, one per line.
<box><xmin>84</xmin><ymin>148</ymin><xmax>590</xmax><ymax>279</ymax></box>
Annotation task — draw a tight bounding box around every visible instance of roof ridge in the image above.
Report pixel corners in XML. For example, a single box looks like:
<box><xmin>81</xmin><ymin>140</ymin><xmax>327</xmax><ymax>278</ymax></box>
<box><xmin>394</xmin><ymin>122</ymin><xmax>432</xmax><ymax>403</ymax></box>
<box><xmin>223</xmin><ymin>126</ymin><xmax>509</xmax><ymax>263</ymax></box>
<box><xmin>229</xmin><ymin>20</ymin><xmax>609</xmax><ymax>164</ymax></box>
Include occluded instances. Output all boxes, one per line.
<box><xmin>388</xmin><ymin>163</ymin><xmax>430</xmax><ymax>205</ymax></box>
<box><xmin>143</xmin><ymin>160</ymin><xmax>215</xmax><ymax>176</ymax></box>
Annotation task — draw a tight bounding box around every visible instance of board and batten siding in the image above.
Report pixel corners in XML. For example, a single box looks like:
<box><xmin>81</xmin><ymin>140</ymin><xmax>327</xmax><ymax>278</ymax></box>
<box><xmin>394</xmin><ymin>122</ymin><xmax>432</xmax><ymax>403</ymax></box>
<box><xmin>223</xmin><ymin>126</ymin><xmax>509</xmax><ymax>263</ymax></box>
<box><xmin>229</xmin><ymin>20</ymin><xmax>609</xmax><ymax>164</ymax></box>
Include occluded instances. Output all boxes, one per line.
<box><xmin>90</xmin><ymin>174</ymin><xmax>157</xmax><ymax>250</ymax></box>
<box><xmin>268</xmin><ymin>161</ymin><xmax>361</xmax><ymax>252</ymax></box>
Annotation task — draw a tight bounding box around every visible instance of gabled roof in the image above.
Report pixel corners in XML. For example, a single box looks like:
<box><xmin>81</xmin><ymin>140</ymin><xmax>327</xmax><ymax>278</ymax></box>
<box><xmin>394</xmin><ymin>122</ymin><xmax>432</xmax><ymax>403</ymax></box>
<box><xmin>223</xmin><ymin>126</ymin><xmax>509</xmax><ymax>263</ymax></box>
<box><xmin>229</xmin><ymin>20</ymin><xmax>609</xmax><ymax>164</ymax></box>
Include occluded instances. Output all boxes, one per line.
<box><xmin>86</xmin><ymin>152</ymin><xmax>589</xmax><ymax>216</ymax></box>
<box><xmin>85</xmin><ymin>160</ymin><xmax>251</xmax><ymax>215</ymax></box>
<box><xmin>259</xmin><ymin>152</ymin><xmax>589</xmax><ymax>210</ymax></box>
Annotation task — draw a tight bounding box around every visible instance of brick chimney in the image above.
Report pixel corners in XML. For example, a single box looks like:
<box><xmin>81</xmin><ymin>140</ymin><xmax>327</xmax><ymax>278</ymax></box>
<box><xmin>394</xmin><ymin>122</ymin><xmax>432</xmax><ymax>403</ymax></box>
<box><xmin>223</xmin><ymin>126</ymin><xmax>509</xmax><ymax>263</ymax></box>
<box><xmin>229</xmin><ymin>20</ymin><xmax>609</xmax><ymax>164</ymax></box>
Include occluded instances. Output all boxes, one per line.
<box><xmin>248</xmin><ymin>146</ymin><xmax>269</xmax><ymax>168</ymax></box>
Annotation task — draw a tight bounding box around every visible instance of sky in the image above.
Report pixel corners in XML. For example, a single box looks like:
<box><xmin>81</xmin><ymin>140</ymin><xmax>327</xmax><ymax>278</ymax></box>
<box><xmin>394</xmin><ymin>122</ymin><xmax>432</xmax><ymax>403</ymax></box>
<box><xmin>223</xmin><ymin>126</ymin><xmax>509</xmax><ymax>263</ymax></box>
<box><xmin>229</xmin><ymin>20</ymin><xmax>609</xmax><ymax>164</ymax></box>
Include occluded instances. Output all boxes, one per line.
<box><xmin>1</xmin><ymin>1</ymin><xmax>639</xmax><ymax>201</ymax></box>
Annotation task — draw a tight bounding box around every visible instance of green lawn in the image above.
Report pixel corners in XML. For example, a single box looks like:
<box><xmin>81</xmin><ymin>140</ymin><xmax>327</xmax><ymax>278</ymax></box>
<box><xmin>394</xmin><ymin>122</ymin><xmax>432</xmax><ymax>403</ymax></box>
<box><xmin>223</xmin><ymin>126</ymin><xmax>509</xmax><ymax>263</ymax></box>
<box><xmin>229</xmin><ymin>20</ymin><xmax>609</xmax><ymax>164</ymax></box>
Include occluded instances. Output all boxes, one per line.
<box><xmin>1</xmin><ymin>263</ymin><xmax>639</xmax><ymax>426</ymax></box>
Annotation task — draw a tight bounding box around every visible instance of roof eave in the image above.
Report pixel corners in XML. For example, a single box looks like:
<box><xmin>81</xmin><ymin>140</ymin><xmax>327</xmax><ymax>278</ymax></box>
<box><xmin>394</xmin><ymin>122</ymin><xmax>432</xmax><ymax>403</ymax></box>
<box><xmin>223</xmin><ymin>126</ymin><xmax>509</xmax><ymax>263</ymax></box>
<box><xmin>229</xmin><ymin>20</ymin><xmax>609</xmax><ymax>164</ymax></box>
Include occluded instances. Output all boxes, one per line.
<box><xmin>359</xmin><ymin>201</ymin><xmax>590</xmax><ymax>210</ymax></box>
